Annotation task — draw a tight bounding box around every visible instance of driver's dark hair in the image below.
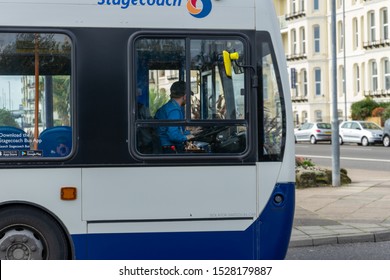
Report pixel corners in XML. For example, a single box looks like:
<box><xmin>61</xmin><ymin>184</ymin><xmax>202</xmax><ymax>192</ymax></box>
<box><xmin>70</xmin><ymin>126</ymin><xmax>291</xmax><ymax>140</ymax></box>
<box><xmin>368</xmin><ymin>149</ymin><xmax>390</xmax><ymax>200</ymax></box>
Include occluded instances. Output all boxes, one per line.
<box><xmin>170</xmin><ymin>81</ymin><xmax>186</xmax><ymax>98</ymax></box>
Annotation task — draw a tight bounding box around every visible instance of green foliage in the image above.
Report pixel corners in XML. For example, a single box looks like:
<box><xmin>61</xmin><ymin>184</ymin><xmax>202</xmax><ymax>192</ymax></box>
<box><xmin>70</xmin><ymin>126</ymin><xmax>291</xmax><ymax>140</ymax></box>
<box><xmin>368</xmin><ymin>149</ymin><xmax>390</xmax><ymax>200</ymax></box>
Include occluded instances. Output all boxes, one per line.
<box><xmin>0</xmin><ymin>108</ymin><xmax>19</xmax><ymax>127</ymax></box>
<box><xmin>0</xmin><ymin>33</ymin><xmax>71</xmax><ymax>75</ymax></box>
<box><xmin>149</xmin><ymin>89</ymin><xmax>170</xmax><ymax>117</ymax></box>
<box><xmin>52</xmin><ymin>76</ymin><xmax>71</xmax><ymax>125</ymax></box>
<box><xmin>350</xmin><ymin>98</ymin><xmax>379</xmax><ymax>120</ymax></box>
<box><xmin>350</xmin><ymin>99</ymin><xmax>390</xmax><ymax>122</ymax></box>
<box><xmin>295</xmin><ymin>157</ymin><xmax>315</xmax><ymax>167</ymax></box>
<box><xmin>383</xmin><ymin>104</ymin><xmax>390</xmax><ymax>121</ymax></box>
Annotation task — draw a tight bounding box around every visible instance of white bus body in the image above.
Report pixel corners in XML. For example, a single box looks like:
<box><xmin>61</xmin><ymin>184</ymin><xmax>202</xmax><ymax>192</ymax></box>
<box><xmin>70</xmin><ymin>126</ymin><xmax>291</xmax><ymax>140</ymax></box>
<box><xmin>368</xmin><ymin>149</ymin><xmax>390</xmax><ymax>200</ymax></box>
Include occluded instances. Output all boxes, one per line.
<box><xmin>0</xmin><ymin>0</ymin><xmax>294</xmax><ymax>260</ymax></box>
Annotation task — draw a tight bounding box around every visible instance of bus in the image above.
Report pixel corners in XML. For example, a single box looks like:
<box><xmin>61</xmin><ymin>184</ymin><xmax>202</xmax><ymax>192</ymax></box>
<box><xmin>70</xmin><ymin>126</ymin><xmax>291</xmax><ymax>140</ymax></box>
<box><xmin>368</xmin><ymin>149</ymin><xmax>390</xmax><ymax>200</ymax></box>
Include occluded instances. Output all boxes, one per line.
<box><xmin>0</xmin><ymin>0</ymin><xmax>295</xmax><ymax>260</ymax></box>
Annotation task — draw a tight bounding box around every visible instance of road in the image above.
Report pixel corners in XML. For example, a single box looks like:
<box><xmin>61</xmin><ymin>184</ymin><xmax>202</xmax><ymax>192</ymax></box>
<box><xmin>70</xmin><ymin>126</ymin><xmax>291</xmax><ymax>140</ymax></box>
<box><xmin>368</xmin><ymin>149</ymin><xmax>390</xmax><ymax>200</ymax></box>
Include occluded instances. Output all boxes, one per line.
<box><xmin>295</xmin><ymin>143</ymin><xmax>390</xmax><ymax>172</ymax></box>
<box><xmin>286</xmin><ymin>241</ymin><xmax>390</xmax><ymax>260</ymax></box>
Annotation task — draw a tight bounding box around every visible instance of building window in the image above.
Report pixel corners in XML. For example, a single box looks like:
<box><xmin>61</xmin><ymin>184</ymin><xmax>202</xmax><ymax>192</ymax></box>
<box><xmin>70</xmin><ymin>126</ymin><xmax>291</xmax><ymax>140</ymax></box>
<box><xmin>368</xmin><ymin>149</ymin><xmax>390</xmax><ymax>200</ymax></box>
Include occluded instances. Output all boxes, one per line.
<box><xmin>292</xmin><ymin>29</ymin><xmax>297</xmax><ymax>55</ymax></box>
<box><xmin>295</xmin><ymin>112</ymin><xmax>299</xmax><ymax>127</ymax></box>
<box><xmin>314</xmin><ymin>25</ymin><xmax>320</xmax><ymax>53</ymax></box>
<box><xmin>339</xmin><ymin>66</ymin><xmax>345</xmax><ymax>97</ymax></box>
<box><xmin>302</xmin><ymin>69</ymin><xmax>308</xmax><ymax>97</ymax></box>
<box><xmin>313</xmin><ymin>0</ymin><xmax>319</xmax><ymax>11</ymax></box>
<box><xmin>302</xmin><ymin>111</ymin><xmax>308</xmax><ymax>123</ymax></box>
<box><xmin>263</xmin><ymin>74</ymin><xmax>269</xmax><ymax>100</ymax></box>
<box><xmin>338</xmin><ymin>20</ymin><xmax>344</xmax><ymax>52</ymax></box>
<box><xmin>370</xmin><ymin>60</ymin><xmax>378</xmax><ymax>91</ymax></box>
<box><xmin>369</xmin><ymin>11</ymin><xmax>376</xmax><ymax>42</ymax></box>
<box><xmin>354</xmin><ymin>64</ymin><xmax>360</xmax><ymax>95</ymax></box>
<box><xmin>315</xmin><ymin>110</ymin><xmax>322</xmax><ymax>122</ymax></box>
<box><xmin>353</xmin><ymin>18</ymin><xmax>359</xmax><ymax>49</ymax></box>
<box><xmin>300</xmin><ymin>27</ymin><xmax>306</xmax><ymax>54</ymax></box>
<box><xmin>384</xmin><ymin>58</ymin><xmax>390</xmax><ymax>90</ymax></box>
<box><xmin>382</xmin><ymin>8</ymin><xmax>389</xmax><ymax>40</ymax></box>
<box><xmin>338</xmin><ymin>109</ymin><xmax>343</xmax><ymax>121</ymax></box>
<box><xmin>291</xmin><ymin>68</ymin><xmax>298</xmax><ymax>95</ymax></box>
<box><xmin>300</xmin><ymin>0</ymin><xmax>305</xmax><ymax>12</ymax></box>
<box><xmin>314</xmin><ymin>68</ymin><xmax>321</xmax><ymax>96</ymax></box>
<box><xmin>292</xmin><ymin>0</ymin><xmax>297</xmax><ymax>13</ymax></box>
<box><xmin>337</xmin><ymin>0</ymin><xmax>343</xmax><ymax>9</ymax></box>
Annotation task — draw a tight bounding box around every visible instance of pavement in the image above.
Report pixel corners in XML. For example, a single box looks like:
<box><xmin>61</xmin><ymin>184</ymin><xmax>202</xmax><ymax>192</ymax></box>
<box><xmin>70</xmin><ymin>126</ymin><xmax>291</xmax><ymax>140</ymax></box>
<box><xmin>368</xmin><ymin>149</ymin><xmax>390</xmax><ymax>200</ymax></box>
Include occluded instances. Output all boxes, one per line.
<box><xmin>290</xmin><ymin>168</ymin><xmax>390</xmax><ymax>247</ymax></box>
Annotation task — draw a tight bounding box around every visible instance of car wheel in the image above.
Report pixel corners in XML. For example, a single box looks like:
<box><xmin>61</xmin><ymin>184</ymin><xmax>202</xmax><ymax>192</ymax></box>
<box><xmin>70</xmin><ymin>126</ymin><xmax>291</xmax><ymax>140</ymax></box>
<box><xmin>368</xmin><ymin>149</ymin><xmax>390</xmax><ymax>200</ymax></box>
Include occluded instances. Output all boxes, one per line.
<box><xmin>339</xmin><ymin>136</ymin><xmax>343</xmax><ymax>145</ymax></box>
<box><xmin>0</xmin><ymin>205</ymin><xmax>69</xmax><ymax>260</ymax></box>
<box><xmin>361</xmin><ymin>137</ymin><xmax>369</xmax><ymax>146</ymax></box>
<box><xmin>310</xmin><ymin>135</ymin><xmax>317</xmax><ymax>144</ymax></box>
<box><xmin>383</xmin><ymin>135</ymin><xmax>390</xmax><ymax>147</ymax></box>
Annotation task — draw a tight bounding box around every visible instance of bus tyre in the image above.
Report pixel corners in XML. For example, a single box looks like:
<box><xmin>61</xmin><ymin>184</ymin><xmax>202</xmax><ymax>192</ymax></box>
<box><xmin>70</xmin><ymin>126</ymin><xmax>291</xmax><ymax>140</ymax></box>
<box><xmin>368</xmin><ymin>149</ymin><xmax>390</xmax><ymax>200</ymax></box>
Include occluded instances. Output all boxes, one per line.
<box><xmin>0</xmin><ymin>206</ymin><xmax>69</xmax><ymax>260</ymax></box>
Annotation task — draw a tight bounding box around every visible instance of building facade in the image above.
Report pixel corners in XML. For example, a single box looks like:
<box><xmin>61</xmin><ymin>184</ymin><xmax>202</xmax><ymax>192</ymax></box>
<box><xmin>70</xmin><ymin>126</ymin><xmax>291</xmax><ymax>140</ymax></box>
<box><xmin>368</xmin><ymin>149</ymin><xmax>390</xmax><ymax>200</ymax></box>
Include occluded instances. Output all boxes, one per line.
<box><xmin>274</xmin><ymin>0</ymin><xmax>390</xmax><ymax>126</ymax></box>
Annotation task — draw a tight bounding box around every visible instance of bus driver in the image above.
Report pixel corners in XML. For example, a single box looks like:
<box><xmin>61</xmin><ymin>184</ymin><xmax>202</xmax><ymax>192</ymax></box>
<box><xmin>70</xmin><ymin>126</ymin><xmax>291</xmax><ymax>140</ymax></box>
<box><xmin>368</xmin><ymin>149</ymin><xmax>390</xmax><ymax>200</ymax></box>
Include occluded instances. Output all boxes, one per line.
<box><xmin>155</xmin><ymin>81</ymin><xmax>194</xmax><ymax>153</ymax></box>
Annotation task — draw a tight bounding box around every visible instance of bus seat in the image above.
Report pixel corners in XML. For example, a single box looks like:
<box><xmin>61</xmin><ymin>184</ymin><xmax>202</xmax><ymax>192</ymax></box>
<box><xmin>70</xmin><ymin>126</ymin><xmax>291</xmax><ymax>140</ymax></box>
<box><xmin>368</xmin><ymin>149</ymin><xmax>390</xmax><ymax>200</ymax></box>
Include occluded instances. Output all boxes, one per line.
<box><xmin>38</xmin><ymin>126</ymin><xmax>72</xmax><ymax>157</ymax></box>
<box><xmin>0</xmin><ymin>126</ymin><xmax>30</xmax><ymax>151</ymax></box>
<box><xmin>137</xmin><ymin>126</ymin><xmax>161</xmax><ymax>154</ymax></box>
<box><xmin>137</xmin><ymin>103</ymin><xmax>160</xmax><ymax>154</ymax></box>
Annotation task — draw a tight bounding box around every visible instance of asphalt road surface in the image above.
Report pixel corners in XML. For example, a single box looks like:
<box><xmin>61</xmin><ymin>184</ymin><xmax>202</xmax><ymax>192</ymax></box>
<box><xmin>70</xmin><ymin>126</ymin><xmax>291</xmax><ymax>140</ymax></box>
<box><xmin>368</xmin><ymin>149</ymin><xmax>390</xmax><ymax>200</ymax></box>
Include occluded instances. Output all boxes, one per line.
<box><xmin>295</xmin><ymin>143</ymin><xmax>390</xmax><ymax>172</ymax></box>
<box><xmin>286</xmin><ymin>241</ymin><xmax>390</xmax><ymax>260</ymax></box>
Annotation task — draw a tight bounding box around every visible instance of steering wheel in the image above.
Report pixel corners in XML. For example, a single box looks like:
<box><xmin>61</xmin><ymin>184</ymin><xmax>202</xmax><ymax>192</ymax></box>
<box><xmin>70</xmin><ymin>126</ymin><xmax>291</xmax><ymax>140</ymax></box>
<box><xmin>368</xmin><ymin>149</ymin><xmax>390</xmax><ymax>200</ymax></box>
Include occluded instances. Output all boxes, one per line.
<box><xmin>191</xmin><ymin>126</ymin><xmax>229</xmax><ymax>142</ymax></box>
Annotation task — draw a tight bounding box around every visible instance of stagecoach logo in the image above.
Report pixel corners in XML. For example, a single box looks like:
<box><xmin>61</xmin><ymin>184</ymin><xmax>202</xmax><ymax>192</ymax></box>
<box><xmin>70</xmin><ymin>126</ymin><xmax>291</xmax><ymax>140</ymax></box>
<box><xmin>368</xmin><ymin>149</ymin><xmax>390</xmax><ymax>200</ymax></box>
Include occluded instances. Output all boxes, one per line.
<box><xmin>187</xmin><ymin>0</ymin><xmax>212</xmax><ymax>18</ymax></box>
<box><xmin>96</xmin><ymin>0</ymin><xmax>212</xmax><ymax>18</ymax></box>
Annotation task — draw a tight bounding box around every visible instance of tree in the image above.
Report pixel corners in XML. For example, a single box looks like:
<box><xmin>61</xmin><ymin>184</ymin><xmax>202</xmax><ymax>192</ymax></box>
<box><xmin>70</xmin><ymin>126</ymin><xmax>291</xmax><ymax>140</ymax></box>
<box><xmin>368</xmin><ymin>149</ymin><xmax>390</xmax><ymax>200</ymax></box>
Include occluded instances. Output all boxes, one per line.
<box><xmin>0</xmin><ymin>109</ymin><xmax>19</xmax><ymax>127</ymax></box>
<box><xmin>53</xmin><ymin>76</ymin><xmax>71</xmax><ymax>126</ymax></box>
<box><xmin>371</xmin><ymin>107</ymin><xmax>385</xmax><ymax>117</ymax></box>
<box><xmin>383</xmin><ymin>104</ymin><xmax>390</xmax><ymax>121</ymax></box>
<box><xmin>148</xmin><ymin>89</ymin><xmax>170</xmax><ymax>117</ymax></box>
<box><xmin>350</xmin><ymin>98</ymin><xmax>379</xmax><ymax>120</ymax></box>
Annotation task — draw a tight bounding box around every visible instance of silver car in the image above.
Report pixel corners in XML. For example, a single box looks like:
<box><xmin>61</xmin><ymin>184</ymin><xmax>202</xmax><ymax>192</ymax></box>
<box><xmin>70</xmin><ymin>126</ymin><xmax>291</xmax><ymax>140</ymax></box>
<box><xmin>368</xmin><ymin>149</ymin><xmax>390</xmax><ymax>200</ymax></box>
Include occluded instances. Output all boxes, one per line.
<box><xmin>339</xmin><ymin>121</ymin><xmax>383</xmax><ymax>146</ymax></box>
<box><xmin>294</xmin><ymin>122</ymin><xmax>332</xmax><ymax>144</ymax></box>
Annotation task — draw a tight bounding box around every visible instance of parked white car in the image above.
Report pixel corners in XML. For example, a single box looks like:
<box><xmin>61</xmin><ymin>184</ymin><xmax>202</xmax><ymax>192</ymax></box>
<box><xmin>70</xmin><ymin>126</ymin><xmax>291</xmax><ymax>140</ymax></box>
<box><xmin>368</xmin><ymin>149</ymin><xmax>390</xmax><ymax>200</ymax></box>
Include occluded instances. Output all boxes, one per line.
<box><xmin>294</xmin><ymin>122</ymin><xmax>332</xmax><ymax>144</ymax></box>
<box><xmin>339</xmin><ymin>121</ymin><xmax>383</xmax><ymax>146</ymax></box>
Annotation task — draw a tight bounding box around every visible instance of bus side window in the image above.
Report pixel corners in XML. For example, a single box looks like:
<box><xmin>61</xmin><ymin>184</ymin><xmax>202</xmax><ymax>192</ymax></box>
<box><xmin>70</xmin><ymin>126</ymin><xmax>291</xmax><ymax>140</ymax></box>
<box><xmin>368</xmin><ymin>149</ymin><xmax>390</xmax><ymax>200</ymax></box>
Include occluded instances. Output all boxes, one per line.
<box><xmin>133</xmin><ymin>36</ymin><xmax>247</xmax><ymax>156</ymax></box>
<box><xmin>259</xmin><ymin>39</ymin><xmax>285</xmax><ymax>160</ymax></box>
<box><xmin>0</xmin><ymin>32</ymin><xmax>73</xmax><ymax>160</ymax></box>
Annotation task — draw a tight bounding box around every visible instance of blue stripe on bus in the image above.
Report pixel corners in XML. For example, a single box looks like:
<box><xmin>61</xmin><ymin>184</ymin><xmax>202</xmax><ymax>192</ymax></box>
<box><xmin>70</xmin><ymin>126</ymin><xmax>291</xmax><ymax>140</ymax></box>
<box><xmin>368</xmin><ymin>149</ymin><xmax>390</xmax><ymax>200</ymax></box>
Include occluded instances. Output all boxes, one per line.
<box><xmin>71</xmin><ymin>182</ymin><xmax>295</xmax><ymax>260</ymax></box>
<box><xmin>259</xmin><ymin>182</ymin><xmax>295</xmax><ymax>259</ymax></box>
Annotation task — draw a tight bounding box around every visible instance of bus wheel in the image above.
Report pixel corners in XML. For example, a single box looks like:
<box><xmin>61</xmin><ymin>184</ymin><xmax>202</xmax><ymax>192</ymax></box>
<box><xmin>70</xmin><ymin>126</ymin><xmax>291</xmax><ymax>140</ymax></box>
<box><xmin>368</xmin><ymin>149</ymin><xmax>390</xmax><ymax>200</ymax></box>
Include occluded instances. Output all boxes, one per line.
<box><xmin>0</xmin><ymin>206</ymin><xmax>69</xmax><ymax>260</ymax></box>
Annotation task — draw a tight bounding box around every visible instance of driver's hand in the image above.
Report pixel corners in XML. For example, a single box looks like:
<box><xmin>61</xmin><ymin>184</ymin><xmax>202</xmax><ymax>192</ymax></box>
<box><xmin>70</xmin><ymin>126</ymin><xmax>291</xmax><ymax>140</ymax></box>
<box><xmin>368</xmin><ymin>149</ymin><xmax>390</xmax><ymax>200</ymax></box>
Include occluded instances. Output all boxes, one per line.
<box><xmin>186</xmin><ymin>134</ymin><xmax>195</xmax><ymax>140</ymax></box>
<box><xmin>190</xmin><ymin>127</ymin><xmax>203</xmax><ymax>135</ymax></box>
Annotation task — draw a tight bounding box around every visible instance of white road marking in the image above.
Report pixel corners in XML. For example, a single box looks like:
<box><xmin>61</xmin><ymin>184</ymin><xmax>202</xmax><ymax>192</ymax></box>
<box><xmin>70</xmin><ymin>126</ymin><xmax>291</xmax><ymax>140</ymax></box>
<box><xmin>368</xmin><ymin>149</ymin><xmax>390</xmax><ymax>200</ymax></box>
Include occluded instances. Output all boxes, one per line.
<box><xmin>296</xmin><ymin>154</ymin><xmax>390</xmax><ymax>163</ymax></box>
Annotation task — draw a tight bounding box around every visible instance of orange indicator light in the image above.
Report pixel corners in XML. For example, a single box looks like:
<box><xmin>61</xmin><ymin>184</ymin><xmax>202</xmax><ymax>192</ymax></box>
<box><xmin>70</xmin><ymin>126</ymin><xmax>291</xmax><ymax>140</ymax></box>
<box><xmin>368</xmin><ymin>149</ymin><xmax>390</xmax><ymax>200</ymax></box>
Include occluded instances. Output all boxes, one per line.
<box><xmin>61</xmin><ymin>187</ymin><xmax>77</xmax><ymax>200</ymax></box>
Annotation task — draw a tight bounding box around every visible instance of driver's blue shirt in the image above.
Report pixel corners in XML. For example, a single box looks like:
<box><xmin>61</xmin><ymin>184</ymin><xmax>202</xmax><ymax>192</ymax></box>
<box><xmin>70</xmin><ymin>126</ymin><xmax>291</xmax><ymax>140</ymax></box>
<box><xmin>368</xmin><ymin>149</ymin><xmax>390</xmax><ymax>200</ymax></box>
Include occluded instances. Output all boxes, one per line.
<box><xmin>155</xmin><ymin>99</ymin><xmax>189</xmax><ymax>147</ymax></box>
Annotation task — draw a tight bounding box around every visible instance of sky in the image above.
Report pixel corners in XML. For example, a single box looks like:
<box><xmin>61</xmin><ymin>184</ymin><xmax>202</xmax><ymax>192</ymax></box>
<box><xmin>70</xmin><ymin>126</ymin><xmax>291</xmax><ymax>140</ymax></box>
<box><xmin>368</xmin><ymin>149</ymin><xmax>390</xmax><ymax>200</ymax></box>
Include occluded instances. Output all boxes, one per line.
<box><xmin>0</xmin><ymin>76</ymin><xmax>23</xmax><ymax>111</ymax></box>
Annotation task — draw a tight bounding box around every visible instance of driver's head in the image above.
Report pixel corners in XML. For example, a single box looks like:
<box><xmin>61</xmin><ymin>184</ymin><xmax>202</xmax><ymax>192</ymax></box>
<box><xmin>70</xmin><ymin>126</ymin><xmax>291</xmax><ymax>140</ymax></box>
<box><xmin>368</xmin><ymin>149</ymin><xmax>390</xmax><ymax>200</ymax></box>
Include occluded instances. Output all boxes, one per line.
<box><xmin>170</xmin><ymin>81</ymin><xmax>186</xmax><ymax>98</ymax></box>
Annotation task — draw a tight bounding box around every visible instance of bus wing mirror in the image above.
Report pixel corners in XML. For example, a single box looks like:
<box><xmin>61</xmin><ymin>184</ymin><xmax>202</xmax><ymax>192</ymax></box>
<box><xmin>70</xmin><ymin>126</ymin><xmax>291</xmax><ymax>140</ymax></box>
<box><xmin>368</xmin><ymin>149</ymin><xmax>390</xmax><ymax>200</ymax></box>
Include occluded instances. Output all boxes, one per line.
<box><xmin>223</xmin><ymin>51</ymin><xmax>239</xmax><ymax>78</ymax></box>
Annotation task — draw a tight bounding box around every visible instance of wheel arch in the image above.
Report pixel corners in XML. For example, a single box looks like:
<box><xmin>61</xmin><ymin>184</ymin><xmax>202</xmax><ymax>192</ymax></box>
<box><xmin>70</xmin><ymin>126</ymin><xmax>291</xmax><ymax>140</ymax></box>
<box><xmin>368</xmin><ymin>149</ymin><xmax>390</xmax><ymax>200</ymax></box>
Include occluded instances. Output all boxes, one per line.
<box><xmin>0</xmin><ymin>201</ymin><xmax>74</xmax><ymax>259</ymax></box>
